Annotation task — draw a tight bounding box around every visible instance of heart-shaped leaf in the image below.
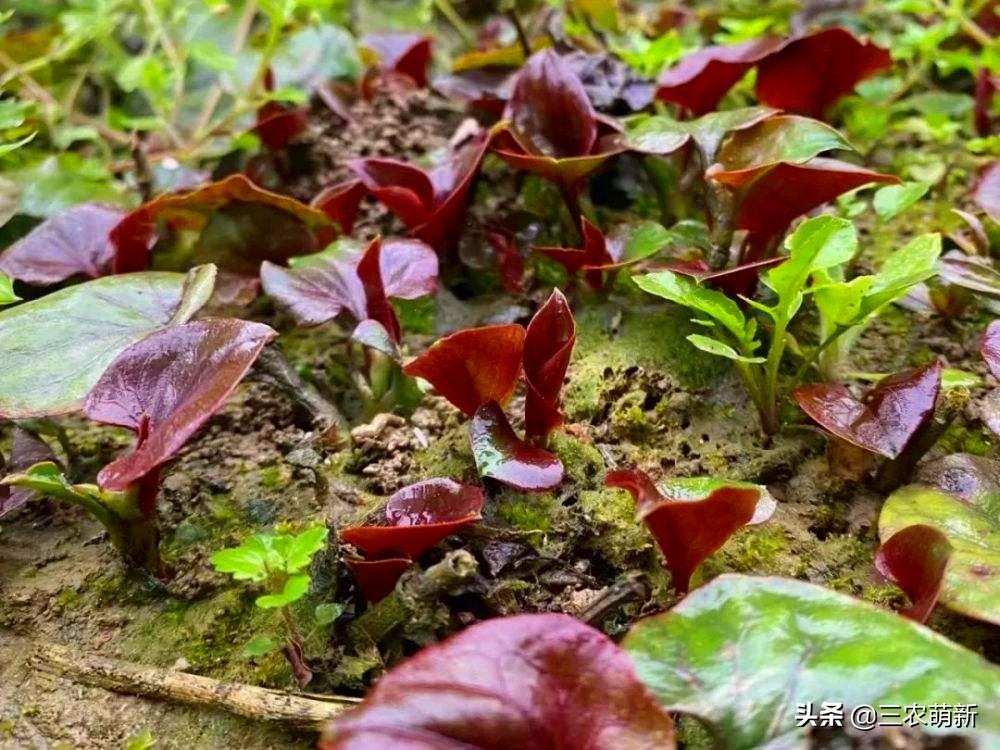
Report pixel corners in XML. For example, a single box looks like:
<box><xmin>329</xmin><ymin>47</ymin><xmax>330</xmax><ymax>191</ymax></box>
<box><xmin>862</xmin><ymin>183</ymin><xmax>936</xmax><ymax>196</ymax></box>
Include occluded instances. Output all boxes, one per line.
<box><xmin>524</xmin><ymin>289</ymin><xmax>576</xmax><ymax>442</ymax></box>
<box><xmin>340</xmin><ymin>478</ymin><xmax>485</xmax><ymax>560</ymax></box>
<box><xmin>0</xmin><ymin>203</ymin><xmax>125</xmax><ymax>285</ymax></box>
<box><xmin>879</xmin><ymin>485</ymin><xmax>1000</xmax><ymax>626</ymax></box>
<box><xmin>111</xmin><ymin>174</ymin><xmax>333</xmax><ymax>274</ymax></box>
<box><xmin>261</xmin><ymin>237</ymin><xmax>437</xmax><ymax>334</ymax></box>
<box><xmin>794</xmin><ymin>361</ymin><xmax>942</xmax><ymax>458</ymax></box>
<box><xmin>84</xmin><ymin>318</ymin><xmax>277</xmax><ymax>490</ymax></box>
<box><xmin>403</xmin><ymin>324</ymin><xmax>525</xmax><ymax>417</ymax></box>
<box><xmin>655</xmin><ymin>37</ymin><xmax>785</xmax><ymax>115</ymax></box>
<box><xmin>470</xmin><ymin>401</ymin><xmax>564</xmax><ymax>491</ymax></box>
<box><xmin>605</xmin><ymin>469</ymin><xmax>774</xmax><ymax>592</ymax></box>
<box><xmin>875</xmin><ymin>524</ymin><xmax>953</xmax><ymax>623</ymax></box>
<box><xmin>320</xmin><ymin>613</ymin><xmax>676</xmax><ymax>749</ymax></box>
<box><xmin>755</xmin><ymin>27</ymin><xmax>892</xmax><ymax>119</ymax></box>
<box><xmin>624</xmin><ymin>575</ymin><xmax>1000</xmax><ymax>748</ymax></box>
<box><xmin>0</xmin><ymin>269</ymin><xmax>215</xmax><ymax>418</ymax></box>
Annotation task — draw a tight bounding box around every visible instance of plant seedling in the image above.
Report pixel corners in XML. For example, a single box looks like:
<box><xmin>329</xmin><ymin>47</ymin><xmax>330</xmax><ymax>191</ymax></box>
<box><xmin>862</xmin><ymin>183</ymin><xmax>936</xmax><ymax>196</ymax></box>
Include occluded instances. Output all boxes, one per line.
<box><xmin>605</xmin><ymin>469</ymin><xmax>775</xmax><ymax>592</ymax></box>
<box><xmin>360</xmin><ymin>34</ymin><xmax>433</xmax><ymax>96</ymax></box>
<box><xmin>212</xmin><ymin>525</ymin><xmax>329</xmax><ymax>686</ymax></box>
<box><xmin>340</xmin><ymin>478</ymin><xmax>485</xmax><ymax>601</ymax></box>
<box><xmin>0</xmin><ymin>272</ymin><xmax>18</xmax><ymax>306</ymax></box>
<box><xmin>875</xmin><ymin>524</ymin><xmax>953</xmax><ymax>623</ymax></box>
<box><xmin>319</xmin><ymin>614</ymin><xmax>675</xmax><ymax>749</ymax></box>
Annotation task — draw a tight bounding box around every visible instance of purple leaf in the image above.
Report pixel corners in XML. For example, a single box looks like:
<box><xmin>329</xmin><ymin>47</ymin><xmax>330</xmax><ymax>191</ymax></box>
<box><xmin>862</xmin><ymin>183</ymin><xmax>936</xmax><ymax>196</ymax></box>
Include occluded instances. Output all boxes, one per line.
<box><xmin>0</xmin><ymin>428</ymin><xmax>58</xmax><ymax>518</ymax></box>
<box><xmin>524</xmin><ymin>289</ymin><xmax>576</xmax><ymax>442</ymax></box>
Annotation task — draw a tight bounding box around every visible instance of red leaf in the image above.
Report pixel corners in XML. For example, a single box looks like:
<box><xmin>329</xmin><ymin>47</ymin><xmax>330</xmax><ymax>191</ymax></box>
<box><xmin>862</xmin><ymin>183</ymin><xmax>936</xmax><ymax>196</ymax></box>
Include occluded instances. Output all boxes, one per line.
<box><xmin>506</xmin><ymin>48</ymin><xmax>597</xmax><ymax>159</ymax></box>
<box><xmin>362</xmin><ymin>34</ymin><xmax>433</xmax><ymax>88</ymax></box>
<box><xmin>347</xmin><ymin>158</ymin><xmax>436</xmax><ymax>228</ymax></box>
<box><xmin>110</xmin><ymin>174</ymin><xmax>333</xmax><ymax>274</ymax></box>
<box><xmin>0</xmin><ymin>428</ymin><xmax>57</xmax><ymax>518</ymax></box>
<box><xmin>981</xmin><ymin>320</ymin><xmax>1000</xmax><ymax>381</ymax></box>
<box><xmin>433</xmin><ymin>67</ymin><xmax>514</xmax><ymax>120</ymax></box>
<box><xmin>974</xmin><ymin>70</ymin><xmax>998</xmax><ymax>137</ymax></box>
<box><xmin>470</xmin><ymin>401</ymin><xmax>564</xmax><ymax>491</ymax></box>
<box><xmin>260</xmin><ymin>237</ymin><xmax>437</xmax><ymax>329</ymax></box>
<box><xmin>533</xmin><ymin>217</ymin><xmax>619</xmax><ymax>288</ymax></box>
<box><xmin>340</xmin><ymin>478</ymin><xmax>485</xmax><ymax>559</ymax></box>
<box><xmin>655</xmin><ymin>37</ymin><xmax>784</xmax><ymax>115</ymax></box>
<box><xmin>711</xmin><ymin>158</ymin><xmax>898</xmax><ymax>260</ymax></box>
<box><xmin>403</xmin><ymin>324</ymin><xmax>525</xmax><ymax>417</ymax></box>
<box><xmin>254</xmin><ymin>100</ymin><xmax>309</xmax><ymax>151</ymax></box>
<box><xmin>311</xmin><ymin>179</ymin><xmax>366</xmax><ymax>234</ymax></box>
<box><xmin>794</xmin><ymin>361</ymin><xmax>942</xmax><ymax>459</ymax></box>
<box><xmin>320</xmin><ymin>613</ymin><xmax>676</xmax><ymax>750</ymax></box>
<box><xmin>524</xmin><ymin>290</ymin><xmax>576</xmax><ymax>442</ymax></box>
<box><xmin>0</xmin><ymin>204</ymin><xmax>125</xmax><ymax>285</ymax></box>
<box><xmin>755</xmin><ymin>27</ymin><xmax>892</xmax><ymax>119</ymax></box>
<box><xmin>344</xmin><ymin>556</ymin><xmax>413</xmax><ymax>602</ymax></box>
<box><xmin>605</xmin><ymin>469</ymin><xmax>774</xmax><ymax>593</ymax></box>
<box><xmin>972</xmin><ymin>162</ymin><xmax>999</xmax><ymax>222</ymax></box>
<box><xmin>875</xmin><ymin>524</ymin><xmax>952</xmax><ymax>623</ymax></box>
<box><xmin>659</xmin><ymin>257</ymin><xmax>785</xmax><ymax>297</ymax></box>
<box><xmin>85</xmin><ymin>319</ymin><xmax>277</xmax><ymax>490</ymax></box>
<box><xmin>487</xmin><ymin>230</ymin><xmax>525</xmax><ymax>293</ymax></box>
<box><xmin>356</xmin><ymin>238</ymin><xmax>401</xmax><ymax>343</ymax></box>
<box><xmin>492</xmin><ymin>128</ymin><xmax>625</xmax><ymax>191</ymax></box>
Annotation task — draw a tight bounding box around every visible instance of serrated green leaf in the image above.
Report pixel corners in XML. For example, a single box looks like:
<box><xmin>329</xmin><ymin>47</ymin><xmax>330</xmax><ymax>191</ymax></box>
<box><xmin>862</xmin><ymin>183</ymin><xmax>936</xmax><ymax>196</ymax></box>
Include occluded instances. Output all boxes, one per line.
<box><xmin>256</xmin><ymin>573</ymin><xmax>310</xmax><ymax>608</ymax></box>
<box><xmin>284</xmin><ymin>526</ymin><xmax>329</xmax><ymax>573</ymax></box>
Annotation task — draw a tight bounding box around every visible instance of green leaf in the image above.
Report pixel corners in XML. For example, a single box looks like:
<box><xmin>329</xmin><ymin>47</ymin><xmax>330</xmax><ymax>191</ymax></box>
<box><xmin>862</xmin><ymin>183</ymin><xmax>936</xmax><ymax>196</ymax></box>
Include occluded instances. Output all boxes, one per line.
<box><xmin>656</xmin><ymin>476</ymin><xmax>775</xmax><ymax>506</ymax></box>
<box><xmin>1</xmin><ymin>461</ymin><xmax>132</xmax><ymax>523</ymax></box>
<box><xmin>858</xmin><ymin>233</ymin><xmax>941</xmax><ymax>316</ymax></box>
<box><xmin>271</xmin><ymin>25</ymin><xmax>361</xmax><ymax>86</ymax></box>
<box><xmin>873</xmin><ymin>181</ymin><xmax>930</xmax><ymax>220</ymax></box>
<box><xmin>812</xmin><ymin>275</ymin><xmax>873</xmax><ymax>327</ymax></box>
<box><xmin>626</xmin><ymin>106</ymin><xmax>777</xmax><ymax>161</ymax></box>
<box><xmin>314</xmin><ymin>602</ymin><xmax>345</xmax><ymax>626</ymax></box>
<box><xmin>123</xmin><ymin>729</ymin><xmax>157</xmax><ymax>750</ymax></box>
<box><xmin>242</xmin><ymin>634</ymin><xmax>281</xmax><ymax>657</ymax></box>
<box><xmin>283</xmin><ymin>525</ymin><xmax>329</xmax><ymax>574</ymax></box>
<box><xmin>0</xmin><ymin>270</ymin><xmax>214</xmax><ymax>418</ymax></box>
<box><xmin>211</xmin><ymin>535</ymin><xmax>271</xmax><ymax>582</ymax></box>
<box><xmin>880</xmin><ymin>486</ymin><xmax>1000</xmax><ymax>626</ymax></box>
<box><xmin>635</xmin><ymin>271</ymin><xmax>750</xmax><ymax>343</ymax></box>
<box><xmin>941</xmin><ymin>368</ymin><xmax>982</xmax><ymax>389</ymax></box>
<box><xmin>624</xmin><ymin>575</ymin><xmax>1000</xmax><ymax>748</ymax></box>
<box><xmin>256</xmin><ymin>573</ymin><xmax>310</xmax><ymax>608</ymax></box>
<box><xmin>714</xmin><ymin>116</ymin><xmax>854</xmax><ymax>172</ymax></box>
<box><xmin>7</xmin><ymin>156</ymin><xmax>130</xmax><ymax>217</ymax></box>
<box><xmin>0</xmin><ymin>271</ymin><xmax>18</xmax><ymax>305</ymax></box>
<box><xmin>766</xmin><ymin>216</ymin><xmax>858</xmax><ymax>318</ymax></box>
<box><xmin>686</xmin><ymin>334</ymin><xmax>765</xmax><ymax>363</ymax></box>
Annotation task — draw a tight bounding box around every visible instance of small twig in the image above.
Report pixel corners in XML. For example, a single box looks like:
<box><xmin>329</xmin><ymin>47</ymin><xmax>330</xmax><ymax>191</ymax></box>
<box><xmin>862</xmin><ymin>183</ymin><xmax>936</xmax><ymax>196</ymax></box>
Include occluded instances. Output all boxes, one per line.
<box><xmin>30</xmin><ymin>641</ymin><xmax>358</xmax><ymax>729</ymax></box>
<box><xmin>507</xmin><ymin>9</ymin><xmax>532</xmax><ymax>60</ymax></box>
<box><xmin>131</xmin><ymin>133</ymin><xmax>154</xmax><ymax>203</ymax></box>
<box><xmin>579</xmin><ymin>575</ymin><xmax>650</xmax><ymax>626</ymax></box>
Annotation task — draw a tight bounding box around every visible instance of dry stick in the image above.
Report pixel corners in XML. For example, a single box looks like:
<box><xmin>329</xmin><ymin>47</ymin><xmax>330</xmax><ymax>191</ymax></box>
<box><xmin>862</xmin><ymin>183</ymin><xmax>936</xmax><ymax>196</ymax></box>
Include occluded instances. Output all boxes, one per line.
<box><xmin>30</xmin><ymin>642</ymin><xmax>358</xmax><ymax>729</ymax></box>
<box><xmin>253</xmin><ymin>346</ymin><xmax>349</xmax><ymax>443</ymax></box>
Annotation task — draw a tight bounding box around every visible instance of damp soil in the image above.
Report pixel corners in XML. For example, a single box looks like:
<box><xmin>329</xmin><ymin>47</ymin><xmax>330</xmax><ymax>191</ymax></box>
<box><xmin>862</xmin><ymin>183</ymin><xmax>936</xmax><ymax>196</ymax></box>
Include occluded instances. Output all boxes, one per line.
<box><xmin>1</xmin><ymin>91</ymin><xmax>997</xmax><ymax>749</ymax></box>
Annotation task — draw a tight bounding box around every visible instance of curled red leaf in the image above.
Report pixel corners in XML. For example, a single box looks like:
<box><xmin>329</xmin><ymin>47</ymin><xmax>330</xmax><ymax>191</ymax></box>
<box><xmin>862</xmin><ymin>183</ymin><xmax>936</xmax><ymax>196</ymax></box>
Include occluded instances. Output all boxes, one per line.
<box><xmin>260</xmin><ymin>237</ymin><xmax>438</xmax><ymax>335</ymax></box>
<box><xmin>403</xmin><ymin>324</ymin><xmax>525</xmax><ymax>417</ymax></box>
<box><xmin>311</xmin><ymin>179</ymin><xmax>366</xmax><ymax>234</ymax></box>
<box><xmin>85</xmin><ymin>318</ymin><xmax>277</xmax><ymax>490</ymax></box>
<box><xmin>605</xmin><ymin>469</ymin><xmax>774</xmax><ymax>593</ymax></box>
<box><xmin>320</xmin><ymin>613</ymin><xmax>676</xmax><ymax>750</ymax></box>
<box><xmin>982</xmin><ymin>320</ymin><xmax>1000</xmax><ymax>381</ymax></box>
<box><xmin>493</xmin><ymin>49</ymin><xmax>625</xmax><ymax>189</ymax></box>
<box><xmin>361</xmin><ymin>34</ymin><xmax>433</xmax><ymax>88</ymax></box>
<box><xmin>524</xmin><ymin>289</ymin><xmax>576</xmax><ymax>442</ymax></box>
<box><xmin>755</xmin><ymin>27</ymin><xmax>892</xmax><ymax>118</ymax></box>
<box><xmin>655</xmin><ymin>37</ymin><xmax>784</xmax><ymax>115</ymax></box>
<box><xmin>110</xmin><ymin>174</ymin><xmax>333</xmax><ymax>274</ymax></box>
<box><xmin>254</xmin><ymin>100</ymin><xmax>309</xmax><ymax>151</ymax></box>
<box><xmin>875</xmin><ymin>524</ymin><xmax>953</xmax><ymax>623</ymax></box>
<box><xmin>470</xmin><ymin>401</ymin><xmax>564</xmax><ymax>491</ymax></box>
<box><xmin>0</xmin><ymin>204</ymin><xmax>125</xmax><ymax>285</ymax></box>
<box><xmin>341</xmin><ymin>478</ymin><xmax>485</xmax><ymax>559</ymax></box>
<box><xmin>794</xmin><ymin>361</ymin><xmax>943</xmax><ymax>459</ymax></box>
<box><xmin>348</xmin><ymin>131</ymin><xmax>492</xmax><ymax>253</ymax></box>
<box><xmin>344</xmin><ymin>556</ymin><xmax>414</xmax><ymax>603</ymax></box>
<box><xmin>660</xmin><ymin>257</ymin><xmax>785</xmax><ymax>297</ymax></box>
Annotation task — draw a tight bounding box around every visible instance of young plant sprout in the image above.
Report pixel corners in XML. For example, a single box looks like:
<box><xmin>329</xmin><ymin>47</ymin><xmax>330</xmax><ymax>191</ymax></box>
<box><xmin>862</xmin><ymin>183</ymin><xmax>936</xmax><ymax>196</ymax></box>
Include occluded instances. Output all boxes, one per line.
<box><xmin>212</xmin><ymin>526</ymin><xmax>331</xmax><ymax>686</ymax></box>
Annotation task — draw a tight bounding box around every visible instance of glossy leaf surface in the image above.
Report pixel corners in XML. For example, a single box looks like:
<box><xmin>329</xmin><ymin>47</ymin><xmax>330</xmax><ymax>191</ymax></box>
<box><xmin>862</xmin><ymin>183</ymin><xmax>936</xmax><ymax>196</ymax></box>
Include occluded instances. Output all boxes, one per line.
<box><xmin>879</xmin><ymin>485</ymin><xmax>1000</xmax><ymax>625</ymax></box>
<box><xmin>85</xmin><ymin>318</ymin><xmax>276</xmax><ymax>489</ymax></box>
<box><xmin>755</xmin><ymin>27</ymin><xmax>892</xmax><ymax>118</ymax></box>
<box><xmin>624</xmin><ymin>575</ymin><xmax>1000</xmax><ymax>748</ymax></box>
<box><xmin>875</xmin><ymin>524</ymin><xmax>952</xmax><ymax>623</ymax></box>
<box><xmin>605</xmin><ymin>469</ymin><xmax>774</xmax><ymax>592</ymax></box>
<box><xmin>403</xmin><ymin>324</ymin><xmax>525</xmax><ymax>417</ymax></box>
<box><xmin>655</xmin><ymin>37</ymin><xmax>784</xmax><ymax>115</ymax></box>
<box><xmin>626</xmin><ymin>106</ymin><xmax>777</xmax><ymax>162</ymax></box>
<box><xmin>0</xmin><ymin>203</ymin><xmax>124</xmax><ymax>285</ymax></box>
<box><xmin>794</xmin><ymin>361</ymin><xmax>942</xmax><ymax>458</ymax></box>
<box><xmin>524</xmin><ymin>290</ymin><xmax>576</xmax><ymax>442</ymax></box>
<box><xmin>0</xmin><ymin>270</ymin><xmax>213</xmax><ymax>418</ymax></box>
<box><xmin>321</xmin><ymin>613</ymin><xmax>676</xmax><ymax>749</ymax></box>
<box><xmin>110</xmin><ymin>174</ymin><xmax>332</xmax><ymax>274</ymax></box>
<box><xmin>470</xmin><ymin>402</ymin><xmax>564</xmax><ymax>491</ymax></box>
<box><xmin>344</xmin><ymin>556</ymin><xmax>413</xmax><ymax>603</ymax></box>
<box><xmin>340</xmin><ymin>478</ymin><xmax>485</xmax><ymax>559</ymax></box>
